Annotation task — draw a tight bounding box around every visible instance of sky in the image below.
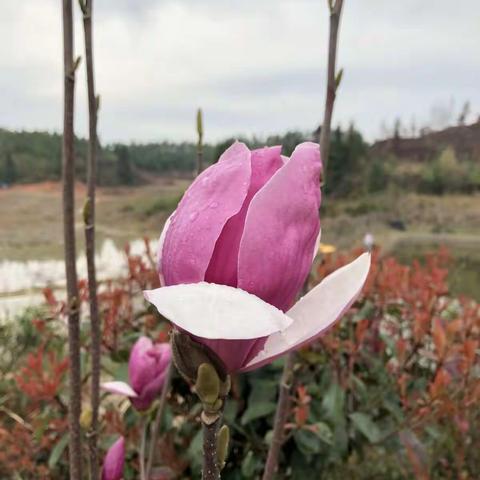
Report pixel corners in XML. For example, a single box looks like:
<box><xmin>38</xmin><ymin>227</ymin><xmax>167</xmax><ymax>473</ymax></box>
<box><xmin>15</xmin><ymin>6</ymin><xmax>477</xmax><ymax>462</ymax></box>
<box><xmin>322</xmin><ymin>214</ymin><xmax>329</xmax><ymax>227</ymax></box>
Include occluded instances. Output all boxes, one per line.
<box><xmin>1</xmin><ymin>0</ymin><xmax>479</xmax><ymax>144</ymax></box>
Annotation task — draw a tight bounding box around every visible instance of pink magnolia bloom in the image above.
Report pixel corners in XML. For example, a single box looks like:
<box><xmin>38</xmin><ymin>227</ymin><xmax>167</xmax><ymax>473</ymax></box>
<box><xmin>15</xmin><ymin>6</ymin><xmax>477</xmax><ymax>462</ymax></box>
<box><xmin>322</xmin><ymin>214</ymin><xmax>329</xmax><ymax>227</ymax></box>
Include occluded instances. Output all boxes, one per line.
<box><xmin>102</xmin><ymin>436</ymin><xmax>125</xmax><ymax>480</ymax></box>
<box><xmin>144</xmin><ymin>142</ymin><xmax>370</xmax><ymax>373</ymax></box>
<box><xmin>102</xmin><ymin>336</ymin><xmax>171</xmax><ymax>410</ymax></box>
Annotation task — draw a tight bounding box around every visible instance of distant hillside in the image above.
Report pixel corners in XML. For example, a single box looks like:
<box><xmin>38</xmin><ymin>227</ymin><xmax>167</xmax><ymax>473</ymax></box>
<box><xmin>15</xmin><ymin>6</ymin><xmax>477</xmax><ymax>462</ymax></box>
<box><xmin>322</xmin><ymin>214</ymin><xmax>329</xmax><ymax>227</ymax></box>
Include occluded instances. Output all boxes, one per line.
<box><xmin>0</xmin><ymin>129</ymin><xmax>215</xmax><ymax>186</ymax></box>
<box><xmin>370</xmin><ymin>120</ymin><xmax>480</xmax><ymax>162</ymax></box>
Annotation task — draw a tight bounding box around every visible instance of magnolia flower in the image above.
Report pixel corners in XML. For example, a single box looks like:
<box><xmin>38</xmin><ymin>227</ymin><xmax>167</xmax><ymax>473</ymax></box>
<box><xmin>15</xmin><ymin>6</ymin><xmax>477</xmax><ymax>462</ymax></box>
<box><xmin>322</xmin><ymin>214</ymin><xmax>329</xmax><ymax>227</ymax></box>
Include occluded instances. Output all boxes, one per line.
<box><xmin>144</xmin><ymin>142</ymin><xmax>370</xmax><ymax>372</ymax></box>
<box><xmin>102</xmin><ymin>436</ymin><xmax>125</xmax><ymax>480</ymax></box>
<box><xmin>102</xmin><ymin>336</ymin><xmax>171</xmax><ymax>410</ymax></box>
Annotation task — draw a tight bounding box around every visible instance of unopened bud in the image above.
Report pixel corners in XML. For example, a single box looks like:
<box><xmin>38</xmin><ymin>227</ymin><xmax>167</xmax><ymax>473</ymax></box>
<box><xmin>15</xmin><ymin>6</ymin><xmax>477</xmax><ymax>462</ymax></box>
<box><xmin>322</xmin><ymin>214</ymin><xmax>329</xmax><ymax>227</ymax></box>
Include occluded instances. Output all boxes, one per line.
<box><xmin>171</xmin><ymin>330</ymin><xmax>227</xmax><ymax>384</ymax></box>
<box><xmin>217</xmin><ymin>425</ymin><xmax>230</xmax><ymax>470</ymax></box>
<box><xmin>195</xmin><ymin>363</ymin><xmax>220</xmax><ymax>405</ymax></box>
<box><xmin>80</xmin><ymin>408</ymin><xmax>92</xmax><ymax>430</ymax></box>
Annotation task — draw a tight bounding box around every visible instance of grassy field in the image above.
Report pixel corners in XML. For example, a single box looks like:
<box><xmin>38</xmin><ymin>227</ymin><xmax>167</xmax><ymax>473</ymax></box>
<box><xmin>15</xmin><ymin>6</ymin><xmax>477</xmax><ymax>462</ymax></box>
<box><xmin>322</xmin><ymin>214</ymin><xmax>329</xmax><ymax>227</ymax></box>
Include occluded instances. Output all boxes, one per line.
<box><xmin>0</xmin><ymin>178</ymin><xmax>190</xmax><ymax>261</ymax></box>
<box><xmin>1</xmin><ymin>180</ymin><xmax>480</xmax><ymax>297</ymax></box>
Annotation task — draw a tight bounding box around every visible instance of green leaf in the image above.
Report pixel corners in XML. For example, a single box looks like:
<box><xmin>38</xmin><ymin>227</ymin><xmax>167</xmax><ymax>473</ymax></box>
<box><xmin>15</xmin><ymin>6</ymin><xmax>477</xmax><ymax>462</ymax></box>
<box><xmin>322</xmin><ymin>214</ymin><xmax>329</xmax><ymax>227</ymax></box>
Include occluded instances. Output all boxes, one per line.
<box><xmin>349</xmin><ymin>412</ymin><xmax>381</xmax><ymax>443</ymax></box>
<box><xmin>241</xmin><ymin>450</ymin><xmax>257</xmax><ymax>478</ymax></box>
<box><xmin>322</xmin><ymin>382</ymin><xmax>345</xmax><ymax>423</ymax></box>
<box><xmin>312</xmin><ymin>422</ymin><xmax>333</xmax><ymax>445</ymax></box>
<box><xmin>48</xmin><ymin>433</ymin><xmax>69</xmax><ymax>469</ymax></box>
<box><xmin>294</xmin><ymin>429</ymin><xmax>322</xmax><ymax>456</ymax></box>
<box><xmin>186</xmin><ymin>429</ymin><xmax>203</xmax><ymax>473</ymax></box>
<box><xmin>241</xmin><ymin>401</ymin><xmax>276</xmax><ymax>425</ymax></box>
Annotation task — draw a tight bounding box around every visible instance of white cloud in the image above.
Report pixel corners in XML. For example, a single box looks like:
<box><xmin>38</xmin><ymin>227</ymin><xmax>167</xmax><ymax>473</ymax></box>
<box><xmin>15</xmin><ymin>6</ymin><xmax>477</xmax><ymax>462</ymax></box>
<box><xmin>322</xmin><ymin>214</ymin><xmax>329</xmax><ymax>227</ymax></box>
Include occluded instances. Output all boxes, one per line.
<box><xmin>1</xmin><ymin>0</ymin><xmax>479</xmax><ymax>143</ymax></box>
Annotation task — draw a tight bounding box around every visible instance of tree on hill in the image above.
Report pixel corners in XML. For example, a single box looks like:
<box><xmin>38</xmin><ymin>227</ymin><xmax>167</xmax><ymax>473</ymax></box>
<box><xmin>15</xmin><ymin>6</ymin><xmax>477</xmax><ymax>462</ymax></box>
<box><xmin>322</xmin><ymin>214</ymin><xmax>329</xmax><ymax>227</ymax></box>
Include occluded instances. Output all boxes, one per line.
<box><xmin>115</xmin><ymin>145</ymin><xmax>134</xmax><ymax>185</ymax></box>
<box><xmin>3</xmin><ymin>152</ymin><xmax>17</xmax><ymax>184</ymax></box>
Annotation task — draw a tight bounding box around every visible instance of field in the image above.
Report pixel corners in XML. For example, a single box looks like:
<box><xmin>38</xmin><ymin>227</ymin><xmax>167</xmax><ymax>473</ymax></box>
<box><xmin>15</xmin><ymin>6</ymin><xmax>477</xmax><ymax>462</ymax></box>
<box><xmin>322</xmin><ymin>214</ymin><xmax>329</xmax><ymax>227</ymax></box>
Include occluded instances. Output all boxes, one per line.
<box><xmin>2</xmin><ymin>180</ymin><xmax>479</xmax><ymax>299</ymax></box>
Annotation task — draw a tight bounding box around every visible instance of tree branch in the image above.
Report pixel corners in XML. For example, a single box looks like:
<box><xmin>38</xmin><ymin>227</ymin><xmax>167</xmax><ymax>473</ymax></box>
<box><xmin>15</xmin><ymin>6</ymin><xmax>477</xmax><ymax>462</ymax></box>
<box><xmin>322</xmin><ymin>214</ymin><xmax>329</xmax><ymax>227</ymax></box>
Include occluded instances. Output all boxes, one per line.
<box><xmin>196</xmin><ymin>108</ymin><xmax>204</xmax><ymax>176</ymax></box>
<box><xmin>62</xmin><ymin>0</ymin><xmax>82</xmax><ymax>478</ymax></box>
<box><xmin>79</xmin><ymin>0</ymin><xmax>101</xmax><ymax>478</ymax></box>
<box><xmin>145</xmin><ymin>363</ymin><xmax>173</xmax><ymax>479</ymax></box>
<box><xmin>261</xmin><ymin>352</ymin><xmax>295</xmax><ymax>480</ymax></box>
<box><xmin>319</xmin><ymin>0</ymin><xmax>344</xmax><ymax>185</ymax></box>
<box><xmin>202</xmin><ymin>411</ymin><xmax>223</xmax><ymax>480</ymax></box>
<box><xmin>262</xmin><ymin>4</ymin><xmax>345</xmax><ymax>476</ymax></box>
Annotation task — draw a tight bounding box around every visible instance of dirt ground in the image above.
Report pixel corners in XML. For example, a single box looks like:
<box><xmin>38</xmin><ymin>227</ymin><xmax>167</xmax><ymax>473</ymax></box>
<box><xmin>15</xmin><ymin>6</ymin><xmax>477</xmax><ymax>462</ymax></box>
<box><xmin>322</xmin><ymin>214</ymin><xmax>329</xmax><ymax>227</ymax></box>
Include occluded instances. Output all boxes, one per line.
<box><xmin>1</xmin><ymin>180</ymin><xmax>480</xmax><ymax>261</ymax></box>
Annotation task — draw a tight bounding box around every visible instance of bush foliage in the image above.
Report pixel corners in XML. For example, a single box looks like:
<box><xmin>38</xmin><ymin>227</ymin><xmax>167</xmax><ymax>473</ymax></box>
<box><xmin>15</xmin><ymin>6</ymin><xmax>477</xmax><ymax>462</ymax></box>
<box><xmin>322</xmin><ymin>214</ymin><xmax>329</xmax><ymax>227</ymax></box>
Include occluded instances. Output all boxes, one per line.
<box><xmin>1</xmin><ymin>243</ymin><xmax>479</xmax><ymax>478</ymax></box>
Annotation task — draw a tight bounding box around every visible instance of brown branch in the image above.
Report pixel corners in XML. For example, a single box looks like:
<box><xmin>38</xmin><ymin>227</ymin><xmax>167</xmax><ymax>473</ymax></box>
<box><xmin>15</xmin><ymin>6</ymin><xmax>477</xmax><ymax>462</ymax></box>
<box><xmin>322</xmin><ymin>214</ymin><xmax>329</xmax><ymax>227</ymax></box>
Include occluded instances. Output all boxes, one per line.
<box><xmin>202</xmin><ymin>413</ymin><xmax>223</xmax><ymax>480</ymax></box>
<box><xmin>319</xmin><ymin>0</ymin><xmax>344</xmax><ymax>185</ymax></box>
<box><xmin>196</xmin><ymin>108</ymin><xmax>204</xmax><ymax>176</ymax></box>
<box><xmin>262</xmin><ymin>352</ymin><xmax>295</xmax><ymax>480</ymax></box>
<box><xmin>262</xmin><ymin>5</ymin><xmax>345</xmax><ymax>476</ymax></box>
<box><xmin>62</xmin><ymin>0</ymin><xmax>82</xmax><ymax>478</ymax></box>
<box><xmin>145</xmin><ymin>363</ymin><xmax>173</xmax><ymax>479</ymax></box>
<box><xmin>79</xmin><ymin>0</ymin><xmax>101</xmax><ymax>479</ymax></box>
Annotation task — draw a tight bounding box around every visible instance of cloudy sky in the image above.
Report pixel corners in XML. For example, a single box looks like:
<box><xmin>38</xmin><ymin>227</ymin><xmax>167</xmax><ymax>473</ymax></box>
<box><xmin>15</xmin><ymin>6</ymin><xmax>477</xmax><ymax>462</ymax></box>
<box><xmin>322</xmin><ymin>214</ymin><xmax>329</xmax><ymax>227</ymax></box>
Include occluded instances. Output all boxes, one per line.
<box><xmin>1</xmin><ymin>0</ymin><xmax>479</xmax><ymax>144</ymax></box>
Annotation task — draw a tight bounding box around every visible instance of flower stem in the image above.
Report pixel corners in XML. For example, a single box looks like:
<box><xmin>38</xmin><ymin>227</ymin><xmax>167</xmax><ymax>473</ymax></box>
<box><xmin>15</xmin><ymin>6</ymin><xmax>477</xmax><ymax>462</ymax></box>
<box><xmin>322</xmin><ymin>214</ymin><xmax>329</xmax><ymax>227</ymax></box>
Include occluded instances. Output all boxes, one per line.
<box><xmin>145</xmin><ymin>363</ymin><xmax>173</xmax><ymax>478</ymax></box>
<box><xmin>202</xmin><ymin>411</ymin><xmax>223</xmax><ymax>480</ymax></box>
<box><xmin>139</xmin><ymin>417</ymin><xmax>148</xmax><ymax>480</ymax></box>
<box><xmin>262</xmin><ymin>352</ymin><xmax>295</xmax><ymax>480</ymax></box>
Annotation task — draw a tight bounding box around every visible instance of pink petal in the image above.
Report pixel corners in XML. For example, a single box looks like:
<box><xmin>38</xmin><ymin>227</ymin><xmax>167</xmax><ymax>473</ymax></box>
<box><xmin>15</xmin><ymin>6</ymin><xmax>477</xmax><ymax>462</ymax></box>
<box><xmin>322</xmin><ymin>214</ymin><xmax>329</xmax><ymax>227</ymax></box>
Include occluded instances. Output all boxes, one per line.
<box><xmin>157</xmin><ymin>212</ymin><xmax>175</xmax><ymax>286</ymax></box>
<box><xmin>205</xmin><ymin>146</ymin><xmax>283</xmax><ymax>286</ymax></box>
<box><xmin>102</xmin><ymin>436</ymin><xmax>125</xmax><ymax>480</ymax></box>
<box><xmin>144</xmin><ymin>282</ymin><xmax>293</xmax><ymax>340</ymax></box>
<box><xmin>240</xmin><ymin>252</ymin><xmax>371</xmax><ymax>371</ymax></box>
<box><xmin>197</xmin><ymin>337</ymin><xmax>266</xmax><ymax>373</ymax></box>
<box><xmin>101</xmin><ymin>381</ymin><xmax>138</xmax><ymax>398</ymax></box>
<box><xmin>161</xmin><ymin>142</ymin><xmax>251</xmax><ymax>285</ymax></box>
<box><xmin>128</xmin><ymin>336</ymin><xmax>157</xmax><ymax>394</ymax></box>
<box><xmin>131</xmin><ymin>368</ymin><xmax>168</xmax><ymax>411</ymax></box>
<box><xmin>237</xmin><ymin>142</ymin><xmax>322</xmax><ymax>311</ymax></box>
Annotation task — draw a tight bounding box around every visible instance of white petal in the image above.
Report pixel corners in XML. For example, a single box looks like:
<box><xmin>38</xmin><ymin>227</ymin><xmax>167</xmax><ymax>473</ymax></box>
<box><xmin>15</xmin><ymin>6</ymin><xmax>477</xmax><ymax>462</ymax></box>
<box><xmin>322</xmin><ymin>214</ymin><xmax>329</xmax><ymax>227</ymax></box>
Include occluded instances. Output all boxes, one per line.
<box><xmin>157</xmin><ymin>211</ymin><xmax>175</xmax><ymax>286</ymax></box>
<box><xmin>144</xmin><ymin>282</ymin><xmax>294</xmax><ymax>340</ymax></box>
<box><xmin>312</xmin><ymin>228</ymin><xmax>322</xmax><ymax>261</ymax></box>
<box><xmin>101</xmin><ymin>381</ymin><xmax>138</xmax><ymax>398</ymax></box>
<box><xmin>242</xmin><ymin>252</ymin><xmax>371</xmax><ymax>370</ymax></box>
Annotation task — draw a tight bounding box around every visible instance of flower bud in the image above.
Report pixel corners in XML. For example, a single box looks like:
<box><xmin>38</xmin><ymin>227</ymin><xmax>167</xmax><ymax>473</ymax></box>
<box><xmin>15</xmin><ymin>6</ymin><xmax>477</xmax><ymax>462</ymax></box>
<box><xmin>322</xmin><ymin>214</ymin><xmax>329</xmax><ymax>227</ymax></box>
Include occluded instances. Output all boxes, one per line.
<box><xmin>102</xmin><ymin>436</ymin><xmax>125</xmax><ymax>480</ymax></box>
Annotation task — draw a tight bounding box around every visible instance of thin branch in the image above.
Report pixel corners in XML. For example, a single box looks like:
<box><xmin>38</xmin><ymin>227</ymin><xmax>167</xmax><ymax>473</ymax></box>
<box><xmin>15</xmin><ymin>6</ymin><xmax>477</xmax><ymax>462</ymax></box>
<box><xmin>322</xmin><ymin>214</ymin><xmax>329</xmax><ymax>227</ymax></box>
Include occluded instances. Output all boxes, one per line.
<box><xmin>62</xmin><ymin>0</ymin><xmax>82</xmax><ymax>478</ymax></box>
<box><xmin>202</xmin><ymin>412</ymin><xmax>223</xmax><ymax>480</ymax></box>
<box><xmin>262</xmin><ymin>5</ymin><xmax>345</xmax><ymax>475</ymax></box>
<box><xmin>319</xmin><ymin>0</ymin><xmax>344</xmax><ymax>185</ymax></box>
<box><xmin>145</xmin><ymin>363</ymin><xmax>173</xmax><ymax>479</ymax></box>
<box><xmin>139</xmin><ymin>417</ymin><xmax>148</xmax><ymax>480</ymax></box>
<box><xmin>261</xmin><ymin>352</ymin><xmax>295</xmax><ymax>480</ymax></box>
<box><xmin>79</xmin><ymin>0</ymin><xmax>101</xmax><ymax>478</ymax></box>
<box><xmin>196</xmin><ymin>108</ymin><xmax>204</xmax><ymax>176</ymax></box>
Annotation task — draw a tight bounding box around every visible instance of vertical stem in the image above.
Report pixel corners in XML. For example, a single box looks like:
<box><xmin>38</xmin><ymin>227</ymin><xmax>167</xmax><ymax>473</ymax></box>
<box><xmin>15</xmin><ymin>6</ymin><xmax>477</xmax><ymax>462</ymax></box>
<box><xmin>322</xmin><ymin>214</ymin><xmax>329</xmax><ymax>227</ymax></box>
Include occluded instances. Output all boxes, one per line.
<box><xmin>62</xmin><ymin>0</ymin><xmax>82</xmax><ymax>478</ymax></box>
<box><xmin>319</xmin><ymin>0</ymin><xmax>344</xmax><ymax>184</ymax></box>
<box><xmin>202</xmin><ymin>415</ymin><xmax>222</xmax><ymax>480</ymax></box>
<box><xmin>262</xmin><ymin>352</ymin><xmax>295</xmax><ymax>480</ymax></box>
<box><xmin>139</xmin><ymin>417</ymin><xmax>148</xmax><ymax>480</ymax></box>
<box><xmin>196</xmin><ymin>108</ymin><xmax>204</xmax><ymax>176</ymax></box>
<box><xmin>79</xmin><ymin>1</ymin><xmax>101</xmax><ymax>479</ymax></box>
<box><xmin>145</xmin><ymin>364</ymin><xmax>173</xmax><ymax>479</ymax></box>
<box><xmin>262</xmin><ymin>4</ymin><xmax>345</xmax><ymax>476</ymax></box>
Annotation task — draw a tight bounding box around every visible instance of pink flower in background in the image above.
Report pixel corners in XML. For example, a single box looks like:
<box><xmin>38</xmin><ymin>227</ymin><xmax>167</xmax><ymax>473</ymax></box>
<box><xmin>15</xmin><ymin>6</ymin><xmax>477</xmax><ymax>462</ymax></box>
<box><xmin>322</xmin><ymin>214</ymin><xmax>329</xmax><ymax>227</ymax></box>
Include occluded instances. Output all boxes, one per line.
<box><xmin>102</xmin><ymin>436</ymin><xmax>125</xmax><ymax>480</ymax></box>
<box><xmin>145</xmin><ymin>141</ymin><xmax>370</xmax><ymax>372</ymax></box>
<box><xmin>102</xmin><ymin>336</ymin><xmax>171</xmax><ymax>410</ymax></box>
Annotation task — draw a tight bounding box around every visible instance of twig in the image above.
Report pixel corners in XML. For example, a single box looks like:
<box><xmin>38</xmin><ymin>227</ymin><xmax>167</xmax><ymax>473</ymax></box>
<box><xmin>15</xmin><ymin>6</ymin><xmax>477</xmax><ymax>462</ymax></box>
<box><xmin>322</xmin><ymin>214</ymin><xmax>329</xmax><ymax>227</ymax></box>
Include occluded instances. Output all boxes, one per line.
<box><xmin>139</xmin><ymin>416</ymin><xmax>148</xmax><ymax>480</ymax></box>
<box><xmin>145</xmin><ymin>363</ymin><xmax>173</xmax><ymax>479</ymax></box>
<box><xmin>262</xmin><ymin>352</ymin><xmax>295</xmax><ymax>480</ymax></box>
<box><xmin>62</xmin><ymin>0</ymin><xmax>83</xmax><ymax>478</ymax></box>
<box><xmin>202</xmin><ymin>411</ymin><xmax>223</xmax><ymax>480</ymax></box>
<box><xmin>196</xmin><ymin>108</ymin><xmax>204</xmax><ymax>176</ymax></box>
<box><xmin>262</xmin><ymin>5</ymin><xmax>345</xmax><ymax>477</ymax></box>
<box><xmin>319</xmin><ymin>0</ymin><xmax>344</xmax><ymax>185</ymax></box>
<box><xmin>79</xmin><ymin>0</ymin><xmax>101</xmax><ymax>478</ymax></box>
